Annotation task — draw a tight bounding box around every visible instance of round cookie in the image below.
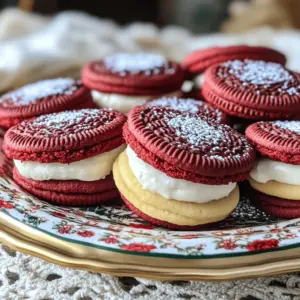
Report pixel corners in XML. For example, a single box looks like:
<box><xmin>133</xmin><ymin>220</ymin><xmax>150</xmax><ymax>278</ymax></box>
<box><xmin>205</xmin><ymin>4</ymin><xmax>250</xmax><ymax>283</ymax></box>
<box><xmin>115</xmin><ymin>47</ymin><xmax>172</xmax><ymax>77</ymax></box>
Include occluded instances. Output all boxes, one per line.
<box><xmin>113</xmin><ymin>151</ymin><xmax>239</xmax><ymax>228</ymax></box>
<box><xmin>246</xmin><ymin>120</ymin><xmax>300</xmax><ymax>218</ymax></box>
<box><xmin>251</xmin><ymin>190</ymin><xmax>300</xmax><ymax>219</ymax></box>
<box><xmin>0</xmin><ymin>78</ymin><xmax>95</xmax><ymax>129</ymax></box>
<box><xmin>202</xmin><ymin>60</ymin><xmax>300</xmax><ymax>120</ymax></box>
<box><xmin>249</xmin><ymin>178</ymin><xmax>300</xmax><ymax>201</ymax></box>
<box><xmin>113</xmin><ymin>105</ymin><xmax>255</xmax><ymax>228</ymax></box>
<box><xmin>183</xmin><ymin>45</ymin><xmax>286</xmax><ymax>78</ymax></box>
<box><xmin>13</xmin><ymin>168</ymin><xmax>116</xmax><ymax>194</ymax></box>
<box><xmin>4</xmin><ymin>109</ymin><xmax>126</xmax><ymax>163</ymax></box>
<box><xmin>81</xmin><ymin>53</ymin><xmax>185</xmax><ymax>113</ymax></box>
<box><xmin>14</xmin><ymin>170</ymin><xmax>120</xmax><ymax>206</ymax></box>
<box><xmin>125</xmin><ymin>106</ymin><xmax>255</xmax><ymax>184</ymax></box>
<box><xmin>4</xmin><ymin>109</ymin><xmax>127</xmax><ymax>205</ymax></box>
<box><xmin>146</xmin><ymin>96</ymin><xmax>229</xmax><ymax>124</ymax></box>
<box><xmin>246</xmin><ymin>120</ymin><xmax>300</xmax><ymax>164</ymax></box>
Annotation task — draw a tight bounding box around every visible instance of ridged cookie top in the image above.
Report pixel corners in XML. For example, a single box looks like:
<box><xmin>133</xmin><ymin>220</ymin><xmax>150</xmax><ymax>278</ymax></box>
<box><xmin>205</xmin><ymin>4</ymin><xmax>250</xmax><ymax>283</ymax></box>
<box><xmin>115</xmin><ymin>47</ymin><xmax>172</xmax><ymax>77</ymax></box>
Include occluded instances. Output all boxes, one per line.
<box><xmin>204</xmin><ymin>60</ymin><xmax>300</xmax><ymax>112</ymax></box>
<box><xmin>146</xmin><ymin>97</ymin><xmax>229</xmax><ymax>124</ymax></box>
<box><xmin>4</xmin><ymin>109</ymin><xmax>127</xmax><ymax>158</ymax></box>
<box><xmin>0</xmin><ymin>78</ymin><xmax>92</xmax><ymax>119</ymax></box>
<box><xmin>183</xmin><ymin>45</ymin><xmax>286</xmax><ymax>76</ymax></box>
<box><xmin>81</xmin><ymin>52</ymin><xmax>184</xmax><ymax>95</ymax></box>
<box><xmin>127</xmin><ymin>106</ymin><xmax>255</xmax><ymax>177</ymax></box>
<box><xmin>246</xmin><ymin>121</ymin><xmax>300</xmax><ymax>164</ymax></box>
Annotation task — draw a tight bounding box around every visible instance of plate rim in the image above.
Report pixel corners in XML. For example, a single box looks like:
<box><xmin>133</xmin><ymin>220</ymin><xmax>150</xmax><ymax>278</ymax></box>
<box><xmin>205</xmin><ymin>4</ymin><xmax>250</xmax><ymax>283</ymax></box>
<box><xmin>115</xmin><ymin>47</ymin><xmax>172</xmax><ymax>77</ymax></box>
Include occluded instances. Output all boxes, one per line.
<box><xmin>2</xmin><ymin>214</ymin><xmax>300</xmax><ymax>281</ymax></box>
<box><xmin>2</xmin><ymin>209</ymin><xmax>300</xmax><ymax>259</ymax></box>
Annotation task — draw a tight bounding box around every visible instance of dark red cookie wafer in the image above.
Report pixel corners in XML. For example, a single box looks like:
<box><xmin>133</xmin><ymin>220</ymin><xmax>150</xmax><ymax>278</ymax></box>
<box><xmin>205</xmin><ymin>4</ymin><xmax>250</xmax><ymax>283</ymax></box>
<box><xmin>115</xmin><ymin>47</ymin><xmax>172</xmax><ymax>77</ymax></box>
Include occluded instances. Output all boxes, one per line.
<box><xmin>121</xmin><ymin>194</ymin><xmax>213</xmax><ymax>230</ymax></box>
<box><xmin>14</xmin><ymin>172</ymin><xmax>120</xmax><ymax>206</ymax></box>
<box><xmin>81</xmin><ymin>53</ymin><xmax>185</xmax><ymax>95</ymax></box>
<box><xmin>251</xmin><ymin>190</ymin><xmax>300</xmax><ymax>218</ymax></box>
<box><xmin>146</xmin><ymin>97</ymin><xmax>229</xmax><ymax>124</ymax></box>
<box><xmin>183</xmin><ymin>45</ymin><xmax>286</xmax><ymax>77</ymax></box>
<box><xmin>126</xmin><ymin>106</ymin><xmax>255</xmax><ymax>183</ymax></box>
<box><xmin>13</xmin><ymin>167</ymin><xmax>115</xmax><ymax>194</ymax></box>
<box><xmin>202</xmin><ymin>60</ymin><xmax>300</xmax><ymax>120</ymax></box>
<box><xmin>246</xmin><ymin>120</ymin><xmax>300</xmax><ymax>164</ymax></box>
<box><xmin>0</xmin><ymin>78</ymin><xmax>95</xmax><ymax>129</ymax></box>
<box><xmin>4</xmin><ymin>109</ymin><xmax>127</xmax><ymax>163</ymax></box>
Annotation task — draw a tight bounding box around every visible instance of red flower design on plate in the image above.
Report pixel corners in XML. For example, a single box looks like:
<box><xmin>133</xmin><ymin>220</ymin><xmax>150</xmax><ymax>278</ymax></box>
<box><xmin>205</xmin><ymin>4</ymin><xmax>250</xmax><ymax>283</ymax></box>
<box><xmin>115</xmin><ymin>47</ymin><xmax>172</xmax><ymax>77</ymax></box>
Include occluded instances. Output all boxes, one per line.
<box><xmin>221</xmin><ymin>239</ymin><xmax>238</xmax><ymax>250</ymax></box>
<box><xmin>51</xmin><ymin>212</ymin><xmax>66</xmax><ymax>218</ymax></box>
<box><xmin>77</xmin><ymin>230</ymin><xmax>95</xmax><ymax>238</ymax></box>
<box><xmin>74</xmin><ymin>210</ymin><xmax>85</xmax><ymax>217</ymax></box>
<box><xmin>121</xmin><ymin>243</ymin><xmax>157</xmax><ymax>252</ymax></box>
<box><xmin>104</xmin><ymin>236</ymin><xmax>118</xmax><ymax>244</ymax></box>
<box><xmin>58</xmin><ymin>224</ymin><xmax>73</xmax><ymax>234</ymax></box>
<box><xmin>270</xmin><ymin>228</ymin><xmax>281</xmax><ymax>233</ymax></box>
<box><xmin>246</xmin><ymin>239</ymin><xmax>279</xmax><ymax>251</ymax></box>
<box><xmin>0</xmin><ymin>200</ymin><xmax>14</xmax><ymax>209</ymax></box>
<box><xmin>182</xmin><ymin>234</ymin><xmax>198</xmax><ymax>239</ymax></box>
<box><xmin>129</xmin><ymin>223</ymin><xmax>155</xmax><ymax>229</ymax></box>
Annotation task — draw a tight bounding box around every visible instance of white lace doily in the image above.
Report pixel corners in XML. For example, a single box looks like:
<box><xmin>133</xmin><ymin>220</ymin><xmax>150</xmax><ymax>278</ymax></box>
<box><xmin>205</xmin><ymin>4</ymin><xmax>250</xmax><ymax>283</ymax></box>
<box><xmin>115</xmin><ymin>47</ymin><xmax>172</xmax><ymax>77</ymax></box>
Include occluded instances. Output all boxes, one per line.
<box><xmin>0</xmin><ymin>244</ymin><xmax>299</xmax><ymax>300</ymax></box>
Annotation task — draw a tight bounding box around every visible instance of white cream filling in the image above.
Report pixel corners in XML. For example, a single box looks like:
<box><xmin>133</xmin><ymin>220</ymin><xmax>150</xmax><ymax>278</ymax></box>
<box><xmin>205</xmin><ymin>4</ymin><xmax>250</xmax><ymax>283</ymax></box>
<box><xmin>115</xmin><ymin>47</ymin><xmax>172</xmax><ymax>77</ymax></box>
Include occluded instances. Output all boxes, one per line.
<box><xmin>250</xmin><ymin>158</ymin><xmax>300</xmax><ymax>185</ymax></box>
<box><xmin>14</xmin><ymin>145</ymin><xmax>125</xmax><ymax>182</ymax></box>
<box><xmin>91</xmin><ymin>90</ymin><xmax>181</xmax><ymax>113</ymax></box>
<box><xmin>126</xmin><ymin>146</ymin><xmax>236</xmax><ymax>203</ymax></box>
<box><xmin>194</xmin><ymin>74</ymin><xmax>204</xmax><ymax>88</ymax></box>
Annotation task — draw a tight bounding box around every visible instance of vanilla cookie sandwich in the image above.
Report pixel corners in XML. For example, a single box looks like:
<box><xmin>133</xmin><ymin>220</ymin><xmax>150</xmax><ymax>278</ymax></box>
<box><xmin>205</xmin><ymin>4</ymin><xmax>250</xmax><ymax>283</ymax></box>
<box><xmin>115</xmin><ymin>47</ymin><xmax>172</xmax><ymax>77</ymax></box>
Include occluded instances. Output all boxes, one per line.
<box><xmin>113</xmin><ymin>106</ymin><xmax>255</xmax><ymax>229</ymax></box>
<box><xmin>4</xmin><ymin>109</ymin><xmax>127</xmax><ymax>206</ymax></box>
<box><xmin>246</xmin><ymin>121</ymin><xmax>300</xmax><ymax>218</ymax></box>
<box><xmin>81</xmin><ymin>53</ymin><xmax>185</xmax><ymax>114</ymax></box>
<box><xmin>0</xmin><ymin>78</ymin><xmax>94</xmax><ymax>129</ymax></box>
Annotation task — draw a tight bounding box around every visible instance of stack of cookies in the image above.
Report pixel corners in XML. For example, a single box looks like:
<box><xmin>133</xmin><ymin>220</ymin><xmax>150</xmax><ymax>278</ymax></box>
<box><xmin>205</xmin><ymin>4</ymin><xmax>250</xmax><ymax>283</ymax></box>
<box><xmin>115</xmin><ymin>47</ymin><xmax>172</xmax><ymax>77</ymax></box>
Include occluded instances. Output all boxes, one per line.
<box><xmin>113</xmin><ymin>105</ymin><xmax>255</xmax><ymax>228</ymax></box>
<box><xmin>3</xmin><ymin>45</ymin><xmax>300</xmax><ymax>229</ymax></box>
<box><xmin>81</xmin><ymin>53</ymin><xmax>185</xmax><ymax>114</ymax></box>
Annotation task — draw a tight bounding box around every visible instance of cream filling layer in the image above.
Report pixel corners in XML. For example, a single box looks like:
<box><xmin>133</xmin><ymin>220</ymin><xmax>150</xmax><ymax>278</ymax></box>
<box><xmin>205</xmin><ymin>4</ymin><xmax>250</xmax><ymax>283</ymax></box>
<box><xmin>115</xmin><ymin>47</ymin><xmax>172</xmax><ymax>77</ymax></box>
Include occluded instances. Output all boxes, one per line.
<box><xmin>194</xmin><ymin>74</ymin><xmax>204</xmax><ymax>88</ymax></box>
<box><xmin>126</xmin><ymin>146</ymin><xmax>236</xmax><ymax>203</ymax></box>
<box><xmin>14</xmin><ymin>145</ymin><xmax>125</xmax><ymax>182</ymax></box>
<box><xmin>250</xmin><ymin>157</ymin><xmax>300</xmax><ymax>185</ymax></box>
<box><xmin>91</xmin><ymin>90</ymin><xmax>181</xmax><ymax>113</ymax></box>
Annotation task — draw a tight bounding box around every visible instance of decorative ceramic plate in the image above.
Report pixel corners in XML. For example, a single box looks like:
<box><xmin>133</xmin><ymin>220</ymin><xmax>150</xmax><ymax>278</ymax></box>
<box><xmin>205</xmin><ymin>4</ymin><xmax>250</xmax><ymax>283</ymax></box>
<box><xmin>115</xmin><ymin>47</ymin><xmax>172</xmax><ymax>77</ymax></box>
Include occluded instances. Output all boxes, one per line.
<box><xmin>2</xmin><ymin>135</ymin><xmax>300</xmax><ymax>281</ymax></box>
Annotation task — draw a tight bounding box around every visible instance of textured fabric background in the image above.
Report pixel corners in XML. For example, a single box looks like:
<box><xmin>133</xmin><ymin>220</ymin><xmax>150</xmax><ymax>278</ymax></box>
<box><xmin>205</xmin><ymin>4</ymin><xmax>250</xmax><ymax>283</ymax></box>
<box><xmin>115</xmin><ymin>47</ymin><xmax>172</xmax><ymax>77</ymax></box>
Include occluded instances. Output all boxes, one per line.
<box><xmin>1</xmin><ymin>244</ymin><xmax>300</xmax><ymax>300</ymax></box>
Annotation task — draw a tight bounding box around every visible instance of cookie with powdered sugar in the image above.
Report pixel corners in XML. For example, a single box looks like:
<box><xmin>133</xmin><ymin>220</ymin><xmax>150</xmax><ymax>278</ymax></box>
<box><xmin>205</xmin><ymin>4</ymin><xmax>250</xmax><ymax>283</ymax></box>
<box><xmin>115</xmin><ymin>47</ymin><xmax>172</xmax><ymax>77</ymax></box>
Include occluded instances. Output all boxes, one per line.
<box><xmin>184</xmin><ymin>45</ymin><xmax>286</xmax><ymax>78</ymax></box>
<box><xmin>81</xmin><ymin>53</ymin><xmax>185</xmax><ymax>113</ymax></box>
<box><xmin>202</xmin><ymin>59</ymin><xmax>300</xmax><ymax>120</ymax></box>
<box><xmin>0</xmin><ymin>78</ymin><xmax>94</xmax><ymax>129</ymax></box>
<box><xmin>4</xmin><ymin>109</ymin><xmax>127</xmax><ymax>205</ymax></box>
<box><xmin>113</xmin><ymin>105</ymin><xmax>255</xmax><ymax>229</ymax></box>
<box><xmin>246</xmin><ymin>120</ymin><xmax>300</xmax><ymax>219</ymax></box>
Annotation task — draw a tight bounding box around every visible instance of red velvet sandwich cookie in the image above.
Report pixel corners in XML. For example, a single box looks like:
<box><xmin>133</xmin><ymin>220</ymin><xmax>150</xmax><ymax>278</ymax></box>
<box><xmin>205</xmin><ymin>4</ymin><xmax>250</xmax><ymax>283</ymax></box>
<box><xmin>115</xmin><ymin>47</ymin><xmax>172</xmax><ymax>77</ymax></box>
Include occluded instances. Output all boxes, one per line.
<box><xmin>183</xmin><ymin>45</ymin><xmax>286</xmax><ymax>78</ymax></box>
<box><xmin>202</xmin><ymin>59</ymin><xmax>300</xmax><ymax>120</ymax></box>
<box><xmin>113</xmin><ymin>106</ymin><xmax>255</xmax><ymax>229</ymax></box>
<box><xmin>4</xmin><ymin>109</ymin><xmax>127</xmax><ymax>206</ymax></box>
<box><xmin>146</xmin><ymin>96</ymin><xmax>229</xmax><ymax>124</ymax></box>
<box><xmin>81</xmin><ymin>52</ymin><xmax>185</xmax><ymax>114</ymax></box>
<box><xmin>246</xmin><ymin>120</ymin><xmax>300</xmax><ymax>218</ymax></box>
<box><xmin>0</xmin><ymin>78</ymin><xmax>95</xmax><ymax>129</ymax></box>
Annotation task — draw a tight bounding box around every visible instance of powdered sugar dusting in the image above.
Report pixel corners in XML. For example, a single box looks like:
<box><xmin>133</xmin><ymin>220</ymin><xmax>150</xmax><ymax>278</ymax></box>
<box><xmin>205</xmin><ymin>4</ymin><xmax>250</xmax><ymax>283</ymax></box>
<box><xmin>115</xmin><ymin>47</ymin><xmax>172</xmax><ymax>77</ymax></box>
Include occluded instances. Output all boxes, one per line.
<box><xmin>221</xmin><ymin>60</ymin><xmax>300</xmax><ymax>96</ymax></box>
<box><xmin>0</xmin><ymin>78</ymin><xmax>78</xmax><ymax>107</ymax></box>
<box><xmin>104</xmin><ymin>53</ymin><xmax>167</xmax><ymax>73</ymax></box>
<box><xmin>148</xmin><ymin>97</ymin><xmax>200</xmax><ymax>113</ymax></box>
<box><xmin>27</xmin><ymin>109</ymin><xmax>114</xmax><ymax>137</ymax></box>
<box><xmin>166</xmin><ymin>114</ymin><xmax>224</xmax><ymax>147</ymax></box>
<box><xmin>142</xmin><ymin>107</ymin><xmax>253</xmax><ymax>160</ymax></box>
<box><xmin>274</xmin><ymin>121</ymin><xmax>300</xmax><ymax>134</ymax></box>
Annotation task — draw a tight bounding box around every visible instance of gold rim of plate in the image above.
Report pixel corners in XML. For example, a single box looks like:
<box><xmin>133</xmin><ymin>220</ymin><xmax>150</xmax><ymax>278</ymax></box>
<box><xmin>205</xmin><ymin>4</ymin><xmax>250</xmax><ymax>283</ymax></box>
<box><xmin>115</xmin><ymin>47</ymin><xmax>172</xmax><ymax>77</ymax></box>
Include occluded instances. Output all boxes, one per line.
<box><xmin>1</xmin><ymin>212</ymin><xmax>300</xmax><ymax>281</ymax></box>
